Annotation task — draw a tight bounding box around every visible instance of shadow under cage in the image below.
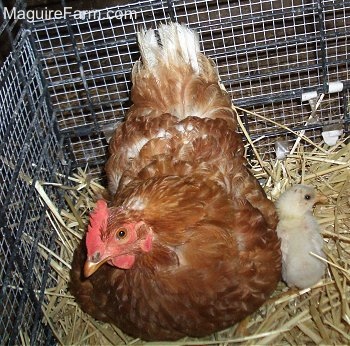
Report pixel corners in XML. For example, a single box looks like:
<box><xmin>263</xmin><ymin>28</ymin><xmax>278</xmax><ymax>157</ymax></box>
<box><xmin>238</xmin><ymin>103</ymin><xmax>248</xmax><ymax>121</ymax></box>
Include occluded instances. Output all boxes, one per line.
<box><xmin>0</xmin><ymin>0</ymin><xmax>349</xmax><ymax>344</ymax></box>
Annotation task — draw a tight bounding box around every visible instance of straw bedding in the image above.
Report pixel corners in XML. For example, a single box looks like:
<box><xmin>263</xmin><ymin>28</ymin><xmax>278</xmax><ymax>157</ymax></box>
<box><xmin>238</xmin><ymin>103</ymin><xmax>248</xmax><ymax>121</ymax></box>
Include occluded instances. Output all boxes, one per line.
<box><xmin>33</xmin><ymin>107</ymin><xmax>350</xmax><ymax>345</ymax></box>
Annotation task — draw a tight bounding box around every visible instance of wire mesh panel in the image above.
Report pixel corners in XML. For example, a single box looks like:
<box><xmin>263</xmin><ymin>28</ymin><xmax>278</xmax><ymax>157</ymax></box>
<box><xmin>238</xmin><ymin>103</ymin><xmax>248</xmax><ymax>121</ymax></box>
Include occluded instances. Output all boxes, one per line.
<box><xmin>0</xmin><ymin>13</ymin><xmax>70</xmax><ymax>345</ymax></box>
<box><xmin>31</xmin><ymin>1</ymin><xmax>173</xmax><ymax>171</ymax></box>
<box><xmin>30</xmin><ymin>0</ymin><xmax>350</xmax><ymax>170</ymax></box>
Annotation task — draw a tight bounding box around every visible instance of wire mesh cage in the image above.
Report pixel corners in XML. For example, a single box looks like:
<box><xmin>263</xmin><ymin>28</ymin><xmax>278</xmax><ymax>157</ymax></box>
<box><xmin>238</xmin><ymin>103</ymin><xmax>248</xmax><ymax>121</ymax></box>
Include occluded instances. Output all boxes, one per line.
<box><xmin>0</xmin><ymin>12</ymin><xmax>70</xmax><ymax>343</ymax></box>
<box><xmin>0</xmin><ymin>0</ymin><xmax>349</xmax><ymax>344</ymax></box>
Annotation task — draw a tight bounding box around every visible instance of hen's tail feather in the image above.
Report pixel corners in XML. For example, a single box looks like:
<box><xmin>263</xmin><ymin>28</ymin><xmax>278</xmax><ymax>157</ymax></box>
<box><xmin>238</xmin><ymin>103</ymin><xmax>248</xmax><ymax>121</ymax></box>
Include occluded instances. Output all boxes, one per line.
<box><xmin>136</xmin><ymin>27</ymin><xmax>159</xmax><ymax>69</ymax></box>
<box><xmin>137</xmin><ymin>23</ymin><xmax>200</xmax><ymax>73</ymax></box>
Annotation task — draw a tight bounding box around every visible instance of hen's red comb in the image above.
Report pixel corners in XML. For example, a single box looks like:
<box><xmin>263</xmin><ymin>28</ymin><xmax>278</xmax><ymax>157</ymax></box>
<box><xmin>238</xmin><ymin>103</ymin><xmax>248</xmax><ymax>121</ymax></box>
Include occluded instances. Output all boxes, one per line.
<box><xmin>86</xmin><ymin>199</ymin><xmax>108</xmax><ymax>256</ymax></box>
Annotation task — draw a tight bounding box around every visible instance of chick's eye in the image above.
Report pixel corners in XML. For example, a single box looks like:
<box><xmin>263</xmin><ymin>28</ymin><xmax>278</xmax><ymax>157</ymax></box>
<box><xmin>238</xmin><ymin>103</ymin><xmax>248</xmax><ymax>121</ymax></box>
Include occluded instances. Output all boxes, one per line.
<box><xmin>304</xmin><ymin>194</ymin><xmax>311</xmax><ymax>200</ymax></box>
<box><xmin>116</xmin><ymin>227</ymin><xmax>127</xmax><ymax>240</ymax></box>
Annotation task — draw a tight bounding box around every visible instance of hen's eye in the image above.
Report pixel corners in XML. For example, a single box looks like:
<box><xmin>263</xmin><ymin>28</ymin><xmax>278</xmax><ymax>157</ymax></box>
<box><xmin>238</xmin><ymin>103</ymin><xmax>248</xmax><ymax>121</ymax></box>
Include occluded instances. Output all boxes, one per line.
<box><xmin>116</xmin><ymin>227</ymin><xmax>127</xmax><ymax>239</ymax></box>
<box><xmin>304</xmin><ymin>194</ymin><xmax>311</xmax><ymax>200</ymax></box>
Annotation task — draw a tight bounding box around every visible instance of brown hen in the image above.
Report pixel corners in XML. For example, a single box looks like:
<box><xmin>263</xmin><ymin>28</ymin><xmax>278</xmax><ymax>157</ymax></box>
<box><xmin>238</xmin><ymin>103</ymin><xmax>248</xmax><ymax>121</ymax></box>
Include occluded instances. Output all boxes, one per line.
<box><xmin>70</xmin><ymin>23</ymin><xmax>281</xmax><ymax>341</ymax></box>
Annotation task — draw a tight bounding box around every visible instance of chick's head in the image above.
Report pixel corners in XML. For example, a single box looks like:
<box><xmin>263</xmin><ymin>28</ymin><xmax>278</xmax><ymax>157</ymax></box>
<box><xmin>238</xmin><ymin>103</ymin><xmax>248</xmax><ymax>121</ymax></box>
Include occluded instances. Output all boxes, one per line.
<box><xmin>276</xmin><ymin>184</ymin><xmax>327</xmax><ymax>219</ymax></box>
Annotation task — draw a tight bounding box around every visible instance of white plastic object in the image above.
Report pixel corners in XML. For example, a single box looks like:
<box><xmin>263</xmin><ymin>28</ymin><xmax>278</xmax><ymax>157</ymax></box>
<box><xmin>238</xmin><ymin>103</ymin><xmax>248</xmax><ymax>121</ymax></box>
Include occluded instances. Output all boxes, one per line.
<box><xmin>321</xmin><ymin>129</ymin><xmax>343</xmax><ymax>146</ymax></box>
<box><xmin>328</xmin><ymin>81</ymin><xmax>343</xmax><ymax>93</ymax></box>
<box><xmin>301</xmin><ymin>90</ymin><xmax>317</xmax><ymax>102</ymax></box>
<box><xmin>275</xmin><ymin>140</ymin><xmax>290</xmax><ymax>160</ymax></box>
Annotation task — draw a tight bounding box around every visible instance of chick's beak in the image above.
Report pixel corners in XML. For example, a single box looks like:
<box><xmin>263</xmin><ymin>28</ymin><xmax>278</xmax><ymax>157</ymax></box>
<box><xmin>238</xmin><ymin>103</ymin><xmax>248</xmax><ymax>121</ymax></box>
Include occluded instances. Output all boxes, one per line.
<box><xmin>314</xmin><ymin>193</ymin><xmax>328</xmax><ymax>204</ymax></box>
<box><xmin>84</xmin><ymin>254</ymin><xmax>110</xmax><ymax>278</ymax></box>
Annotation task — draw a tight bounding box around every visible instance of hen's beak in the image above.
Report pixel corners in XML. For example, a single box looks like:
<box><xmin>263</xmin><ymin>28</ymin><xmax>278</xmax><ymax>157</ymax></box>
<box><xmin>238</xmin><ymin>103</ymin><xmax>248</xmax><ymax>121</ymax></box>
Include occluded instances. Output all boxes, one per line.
<box><xmin>315</xmin><ymin>193</ymin><xmax>328</xmax><ymax>204</ymax></box>
<box><xmin>84</xmin><ymin>255</ymin><xmax>110</xmax><ymax>278</ymax></box>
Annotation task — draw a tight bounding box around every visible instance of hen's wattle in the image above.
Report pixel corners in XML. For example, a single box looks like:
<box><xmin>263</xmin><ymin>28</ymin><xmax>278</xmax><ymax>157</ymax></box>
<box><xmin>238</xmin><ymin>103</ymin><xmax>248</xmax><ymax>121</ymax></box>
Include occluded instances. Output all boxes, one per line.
<box><xmin>70</xmin><ymin>23</ymin><xmax>281</xmax><ymax>341</ymax></box>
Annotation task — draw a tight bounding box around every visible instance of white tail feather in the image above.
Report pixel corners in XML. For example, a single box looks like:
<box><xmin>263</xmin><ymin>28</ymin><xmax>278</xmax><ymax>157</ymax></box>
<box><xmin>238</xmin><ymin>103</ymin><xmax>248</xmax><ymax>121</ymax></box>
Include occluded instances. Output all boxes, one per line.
<box><xmin>137</xmin><ymin>23</ymin><xmax>200</xmax><ymax>73</ymax></box>
<box><xmin>137</xmin><ymin>28</ymin><xmax>159</xmax><ymax>68</ymax></box>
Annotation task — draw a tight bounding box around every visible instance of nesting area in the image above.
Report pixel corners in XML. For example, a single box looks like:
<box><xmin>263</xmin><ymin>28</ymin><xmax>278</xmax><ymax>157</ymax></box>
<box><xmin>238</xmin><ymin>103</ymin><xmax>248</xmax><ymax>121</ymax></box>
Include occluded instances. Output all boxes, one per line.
<box><xmin>1</xmin><ymin>1</ymin><xmax>350</xmax><ymax>344</ymax></box>
<box><xmin>33</xmin><ymin>107</ymin><xmax>350</xmax><ymax>346</ymax></box>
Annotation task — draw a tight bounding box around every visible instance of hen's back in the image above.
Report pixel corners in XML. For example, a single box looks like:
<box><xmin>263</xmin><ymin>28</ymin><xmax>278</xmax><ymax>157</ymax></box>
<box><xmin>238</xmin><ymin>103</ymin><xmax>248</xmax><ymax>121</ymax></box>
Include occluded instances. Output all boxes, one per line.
<box><xmin>107</xmin><ymin>24</ymin><xmax>240</xmax><ymax>189</ymax></box>
<box><xmin>106</xmin><ymin>23</ymin><xmax>276</xmax><ymax>228</ymax></box>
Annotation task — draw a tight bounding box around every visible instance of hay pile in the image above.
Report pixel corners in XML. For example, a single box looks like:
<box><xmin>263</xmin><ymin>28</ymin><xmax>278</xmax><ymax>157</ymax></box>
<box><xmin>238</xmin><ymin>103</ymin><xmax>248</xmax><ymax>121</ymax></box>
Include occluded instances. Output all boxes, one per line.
<box><xmin>37</xmin><ymin>109</ymin><xmax>350</xmax><ymax>345</ymax></box>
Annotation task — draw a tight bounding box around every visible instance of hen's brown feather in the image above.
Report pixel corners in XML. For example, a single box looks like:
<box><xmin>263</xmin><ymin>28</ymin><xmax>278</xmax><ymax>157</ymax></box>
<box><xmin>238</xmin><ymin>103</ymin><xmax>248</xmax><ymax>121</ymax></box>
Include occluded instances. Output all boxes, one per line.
<box><xmin>70</xmin><ymin>23</ymin><xmax>281</xmax><ymax>341</ymax></box>
<box><xmin>71</xmin><ymin>177</ymin><xmax>280</xmax><ymax>340</ymax></box>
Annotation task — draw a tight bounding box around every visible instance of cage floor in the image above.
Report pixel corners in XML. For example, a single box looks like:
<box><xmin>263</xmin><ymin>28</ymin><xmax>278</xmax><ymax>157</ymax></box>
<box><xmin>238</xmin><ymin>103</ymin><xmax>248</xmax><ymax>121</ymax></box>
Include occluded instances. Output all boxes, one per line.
<box><xmin>39</xmin><ymin>133</ymin><xmax>350</xmax><ymax>345</ymax></box>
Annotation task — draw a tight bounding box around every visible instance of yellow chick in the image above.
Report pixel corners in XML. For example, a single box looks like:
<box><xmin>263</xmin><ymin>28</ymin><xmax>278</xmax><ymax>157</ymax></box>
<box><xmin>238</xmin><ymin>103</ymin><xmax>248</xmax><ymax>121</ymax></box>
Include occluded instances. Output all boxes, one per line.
<box><xmin>276</xmin><ymin>184</ymin><xmax>327</xmax><ymax>289</ymax></box>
